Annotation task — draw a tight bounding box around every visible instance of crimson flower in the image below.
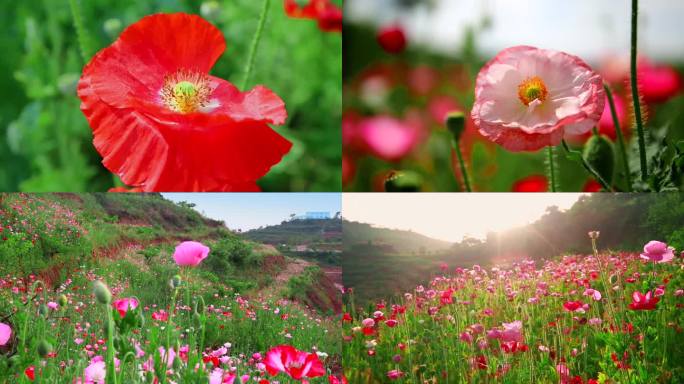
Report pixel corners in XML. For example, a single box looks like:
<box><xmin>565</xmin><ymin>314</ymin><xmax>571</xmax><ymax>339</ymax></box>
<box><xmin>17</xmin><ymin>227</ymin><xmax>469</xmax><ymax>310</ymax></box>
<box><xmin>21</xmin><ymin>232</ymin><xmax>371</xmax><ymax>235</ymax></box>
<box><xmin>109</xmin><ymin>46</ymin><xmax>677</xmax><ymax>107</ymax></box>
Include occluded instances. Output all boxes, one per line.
<box><xmin>512</xmin><ymin>175</ymin><xmax>548</xmax><ymax>192</ymax></box>
<box><xmin>377</xmin><ymin>24</ymin><xmax>407</xmax><ymax>54</ymax></box>
<box><xmin>78</xmin><ymin>13</ymin><xmax>291</xmax><ymax>191</ymax></box>
<box><xmin>264</xmin><ymin>345</ymin><xmax>325</xmax><ymax>380</ymax></box>
<box><xmin>284</xmin><ymin>0</ymin><xmax>342</xmax><ymax>32</ymax></box>
<box><xmin>25</xmin><ymin>366</ymin><xmax>35</xmax><ymax>381</ymax></box>
<box><xmin>628</xmin><ymin>290</ymin><xmax>659</xmax><ymax>311</ymax></box>
<box><xmin>563</xmin><ymin>300</ymin><xmax>588</xmax><ymax>313</ymax></box>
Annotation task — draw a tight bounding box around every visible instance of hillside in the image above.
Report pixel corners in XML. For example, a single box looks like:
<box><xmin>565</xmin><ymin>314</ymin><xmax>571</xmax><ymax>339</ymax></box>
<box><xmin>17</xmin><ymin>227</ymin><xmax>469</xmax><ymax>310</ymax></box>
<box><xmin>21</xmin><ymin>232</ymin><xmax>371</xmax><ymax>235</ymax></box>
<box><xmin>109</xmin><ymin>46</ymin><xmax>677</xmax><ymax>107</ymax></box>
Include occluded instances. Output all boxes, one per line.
<box><xmin>343</xmin><ymin>193</ymin><xmax>684</xmax><ymax>304</ymax></box>
<box><xmin>343</xmin><ymin>220</ymin><xmax>452</xmax><ymax>253</ymax></box>
<box><xmin>0</xmin><ymin>193</ymin><xmax>341</xmax><ymax>313</ymax></box>
<box><xmin>243</xmin><ymin>217</ymin><xmax>342</xmax><ymax>246</ymax></box>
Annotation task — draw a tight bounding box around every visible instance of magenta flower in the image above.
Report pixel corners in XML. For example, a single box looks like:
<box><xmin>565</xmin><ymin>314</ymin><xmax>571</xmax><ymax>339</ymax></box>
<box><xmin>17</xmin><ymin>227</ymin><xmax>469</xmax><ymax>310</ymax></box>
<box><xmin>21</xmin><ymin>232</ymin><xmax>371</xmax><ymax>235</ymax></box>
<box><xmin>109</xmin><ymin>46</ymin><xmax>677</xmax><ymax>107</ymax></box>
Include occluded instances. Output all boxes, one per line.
<box><xmin>83</xmin><ymin>358</ymin><xmax>106</xmax><ymax>384</ymax></box>
<box><xmin>0</xmin><ymin>322</ymin><xmax>11</xmax><ymax>346</ymax></box>
<box><xmin>387</xmin><ymin>369</ymin><xmax>404</xmax><ymax>380</ymax></box>
<box><xmin>583</xmin><ymin>288</ymin><xmax>602</xmax><ymax>301</ymax></box>
<box><xmin>501</xmin><ymin>320</ymin><xmax>523</xmax><ymax>343</ymax></box>
<box><xmin>358</xmin><ymin>115</ymin><xmax>421</xmax><ymax>161</ymax></box>
<box><xmin>472</xmin><ymin>46</ymin><xmax>604</xmax><ymax>151</ymax></box>
<box><xmin>173</xmin><ymin>241</ymin><xmax>210</xmax><ymax>266</ymax></box>
<box><xmin>113</xmin><ymin>298</ymin><xmax>139</xmax><ymax>318</ymax></box>
<box><xmin>640</xmin><ymin>240</ymin><xmax>674</xmax><ymax>263</ymax></box>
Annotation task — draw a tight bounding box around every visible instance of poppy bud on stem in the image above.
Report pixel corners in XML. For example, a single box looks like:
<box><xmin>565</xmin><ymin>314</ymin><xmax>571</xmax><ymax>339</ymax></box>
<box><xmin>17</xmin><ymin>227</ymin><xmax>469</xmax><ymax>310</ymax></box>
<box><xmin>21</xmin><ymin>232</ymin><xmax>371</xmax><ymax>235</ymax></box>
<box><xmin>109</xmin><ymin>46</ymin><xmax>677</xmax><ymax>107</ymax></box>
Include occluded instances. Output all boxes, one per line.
<box><xmin>445</xmin><ymin>112</ymin><xmax>472</xmax><ymax>192</ymax></box>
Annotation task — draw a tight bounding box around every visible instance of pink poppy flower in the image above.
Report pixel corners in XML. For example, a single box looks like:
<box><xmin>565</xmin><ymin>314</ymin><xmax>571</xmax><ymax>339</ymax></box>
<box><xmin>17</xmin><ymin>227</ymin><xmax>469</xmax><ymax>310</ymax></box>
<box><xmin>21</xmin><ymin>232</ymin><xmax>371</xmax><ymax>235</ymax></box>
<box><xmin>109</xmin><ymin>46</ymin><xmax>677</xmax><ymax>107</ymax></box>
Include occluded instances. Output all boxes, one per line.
<box><xmin>387</xmin><ymin>369</ymin><xmax>404</xmax><ymax>380</ymax></box>
<box><xmin>0</xmin><ymin>322</ymin><xmax>11</xmax><ymax>346</ymax></box>
<box><xmin>472</xmin><ymin>46</ymin><xmax>604</xmax><ymax>151</ymax></box>
<box><xmin>358</xmin><ymin>115</ymin><xmax>421</xmax><ymax>162</ymax></box>
<box><xmin>640</xmin><ymin>240</ymin><xmax>674</xmax><ymax>263</ymax></box>
<box><xmin>83</xmin><ymin>359</ymin><xmax>106</xmax><ymax>384</ymax></box>
<box><xmin>638</xmin><ymin>60</ymin><xmax>681</xmax><ymax>104</ymax></box>
<box><xmin>583</xmin><ymin>288</ymin><xmax>602</xmax><ymax>301</ymax></box>
<box><xmin>264</xmin><ymin>345</ymin><xmax>325</xmax><ymax>380</ymax></box>
<box><xmin>501</xmin><ymin>320</ymin><xmax>523</xmax><ymax>343</ymax></box>
<box><xmin>113</xmin><ymin>298</ymin><xmax>139</xmax><ymax>318</ymax></box>
<box><xmin>173</xmin><ymin>241</ymin><xmax>210</xmax><ymax>266</ymax></box>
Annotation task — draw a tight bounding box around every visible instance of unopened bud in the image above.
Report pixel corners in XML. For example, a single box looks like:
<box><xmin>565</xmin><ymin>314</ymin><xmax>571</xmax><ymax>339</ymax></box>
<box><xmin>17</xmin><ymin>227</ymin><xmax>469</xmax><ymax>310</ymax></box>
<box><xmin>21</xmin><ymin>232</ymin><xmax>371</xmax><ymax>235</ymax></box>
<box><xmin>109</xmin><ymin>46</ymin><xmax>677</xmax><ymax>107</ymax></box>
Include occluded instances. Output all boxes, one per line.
<box><xmin>58</xmin><ymin>294</ymin><xmax>68</xmax><ymax>307</ymax></box>
<box><xmin>583</xmin><ymin>134</ymin><xmax>614</xmax><ymax>186</ymax></box>
<box><xmin>384</xmin><ymin>170</ymin><xmax>422</xmax><ymax>192</ymax></box>
<box><xmin>37</xmin><ymin>340</ymin><xmax>53</xmax><ymax>358</ymax></box>
<box><xmin>93</xmin><ymin>281</ymin><xmax>112</xmax><ymax>304</ymax></box>
<box><xmin>445</xmin><ymin>111</ymin><xmax>466</xmax><ymax>141</ymax></box>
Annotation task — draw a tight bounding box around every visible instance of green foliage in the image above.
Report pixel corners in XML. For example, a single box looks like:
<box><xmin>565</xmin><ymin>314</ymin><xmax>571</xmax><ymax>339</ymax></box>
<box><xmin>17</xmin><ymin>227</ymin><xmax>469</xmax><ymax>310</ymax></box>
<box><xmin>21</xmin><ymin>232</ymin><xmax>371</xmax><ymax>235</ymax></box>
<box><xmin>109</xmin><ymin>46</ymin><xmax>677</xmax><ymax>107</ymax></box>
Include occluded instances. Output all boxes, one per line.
<box><xmin>0</xmin><ymin>0</ymin><xmax>341</xmax><ymax>191</ymax></box>
<box><xmin>287</xmin><ymin>265</ymin><xmax>321</xmax><ymax>300</ymax></box>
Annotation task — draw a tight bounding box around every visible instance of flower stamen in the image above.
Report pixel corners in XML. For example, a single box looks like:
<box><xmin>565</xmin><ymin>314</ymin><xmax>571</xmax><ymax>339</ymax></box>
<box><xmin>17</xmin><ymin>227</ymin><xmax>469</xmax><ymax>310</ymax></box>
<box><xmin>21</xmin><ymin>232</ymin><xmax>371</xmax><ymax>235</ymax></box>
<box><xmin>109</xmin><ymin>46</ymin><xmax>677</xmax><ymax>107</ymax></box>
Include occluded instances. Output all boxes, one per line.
<box><xmin>161</xmin><ymin>69</ymin><xmax>211</xmax><ymax>114</ymax></box>
<box><xmin>517</xmin><ymin>76</ymin><xmax>548</xmax><ymax>106</ymax></box>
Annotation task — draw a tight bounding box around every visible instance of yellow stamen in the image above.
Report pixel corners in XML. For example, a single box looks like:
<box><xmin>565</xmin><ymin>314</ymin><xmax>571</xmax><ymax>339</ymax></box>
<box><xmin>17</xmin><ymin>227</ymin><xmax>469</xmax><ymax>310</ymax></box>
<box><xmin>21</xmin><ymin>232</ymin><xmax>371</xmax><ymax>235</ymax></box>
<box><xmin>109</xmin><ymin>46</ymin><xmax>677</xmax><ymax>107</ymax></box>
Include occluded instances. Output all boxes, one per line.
<box><xmin>517</xmin><ymin>76</ymin><xmax>548</xmax><ymax>106</ymax></box>
<box><xmin>161</xmin><ymin>70</ymin><xmax>211</xmax><ymax>114</ymax></box>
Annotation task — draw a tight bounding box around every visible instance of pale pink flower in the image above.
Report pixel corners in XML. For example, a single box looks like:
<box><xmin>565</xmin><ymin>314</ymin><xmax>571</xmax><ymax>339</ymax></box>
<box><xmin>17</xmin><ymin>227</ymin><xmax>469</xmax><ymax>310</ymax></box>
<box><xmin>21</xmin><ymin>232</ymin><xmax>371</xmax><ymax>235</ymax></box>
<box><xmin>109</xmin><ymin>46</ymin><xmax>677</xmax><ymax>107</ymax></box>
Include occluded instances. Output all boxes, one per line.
<box><xmin>83</xmin><ymin>359</ymin><xmax>106</xmax><ymax>384</ymax></box>
<box><xmin>173</xmin><ymin>241</ymin><xmax>210</xmax><ymax>266</ymax></box>
<box><xmin>583</xmin><ymin>288</ymin><xmax>602</xmax><ymax>301</ymax></box>
<box><xmin>0</xmin><ymin>322</ymin><xmax>11</xmax><ymax>346</ymax></box>
<box><xmin>501</xmin><ymin>320</ymin><xmax>523</xmax><ymax>343</ymax></box>
<box><xmin>472</xmin><ymin>46</ymin><xmax>604</xmax><ymax>151</ymax></box>
<box><xmin>47</xmin><ymin>301</ymin><xmax>59</xmax><ymax>310</ymax></box>
<box><xmin>640</xmin><ymin>240</ymin><xmax>675</xmax><ymax>263</ymax></box>
<box><xmin>361</xmin><ymin>318</ymin><xmax>375</xmax><ymax>328</ymax></box>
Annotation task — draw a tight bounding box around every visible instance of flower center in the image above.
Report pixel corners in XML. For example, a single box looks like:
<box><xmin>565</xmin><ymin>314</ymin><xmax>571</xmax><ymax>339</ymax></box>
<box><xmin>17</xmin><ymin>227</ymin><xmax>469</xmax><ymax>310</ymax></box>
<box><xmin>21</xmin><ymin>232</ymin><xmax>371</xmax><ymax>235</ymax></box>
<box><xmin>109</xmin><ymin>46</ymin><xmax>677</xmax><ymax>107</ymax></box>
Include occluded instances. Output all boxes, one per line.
<box><xmin>161</xmin><ymin>70</ymin><xmax>211</xmax><ymax>114</ymax></box>
<box><xmin>287</xmin><ymin>361</ymin><xmax>303</xmax><ymax>369</ymax></box>
<box><xmin>517</xmin><ymin>76</ymin><xmax>548</xmax><ymax>106</ymax></box>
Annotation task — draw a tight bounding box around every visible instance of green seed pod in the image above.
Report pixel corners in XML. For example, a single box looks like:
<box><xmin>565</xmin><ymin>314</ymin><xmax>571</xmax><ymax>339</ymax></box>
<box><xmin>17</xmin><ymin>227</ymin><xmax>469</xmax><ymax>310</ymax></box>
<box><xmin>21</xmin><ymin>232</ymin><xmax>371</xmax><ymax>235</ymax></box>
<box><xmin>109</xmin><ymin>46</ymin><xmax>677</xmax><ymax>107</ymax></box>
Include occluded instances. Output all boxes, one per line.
<box><xmin>445</xmin><ymin>111</ymin><xmax>466</xmax><ymax>141</ymax></box>
<box><xmin>170</xmin><ymin>275</ymin><xmax>182</xmax><ymax>289</ymax></box>
<box><xmin>38</xmin><ymin>304</ymin><xmax>49</xmax><ymax>317</ymax></box>
<box><xmin>103</xmin><ymin>18</ymin><xmax>123</xmax><ymax>38</ymax></box>
<box><xmin>200</xmin><ymin>1</ymin><xmax>221</xmax><ymax>21</ymax></box>
<box><xmin>58</xmin><ymin>294</ymin><xmax>68</xmax><ymax>307</ymax></box>
<box><xmin>37</xmin><ymin>340</ymin><xmax>53</xmax><ymax>358</ymax></box>
<box><xmin>384</xmin><ymin>170</ymin><xmax>422</xmax><ymax>192</ymax></box>
<box><xmin>93</xmin><ymin>281</ymin><xmax>112</xmax><ymax>304</ymax></box>
<box><xmin>8</xmin><ymin>355</ymin><xmax>21</xmax><ymax>367</ymax></box>
<box><xmin>583</xmin><ymin>134</ymin><xmax>615</xmax><ymax>186</ymax></box>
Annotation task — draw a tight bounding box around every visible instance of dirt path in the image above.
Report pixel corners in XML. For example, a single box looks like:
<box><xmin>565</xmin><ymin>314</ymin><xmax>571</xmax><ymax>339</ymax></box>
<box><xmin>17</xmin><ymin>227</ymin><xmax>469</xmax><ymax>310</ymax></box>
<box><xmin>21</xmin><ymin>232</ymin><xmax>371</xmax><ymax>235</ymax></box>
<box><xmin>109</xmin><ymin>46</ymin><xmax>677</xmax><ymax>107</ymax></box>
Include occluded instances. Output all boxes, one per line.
<box><xmin>323</xmin><ymin>267</ymin><xmax>343</xmax><ymax>293</ymax></box>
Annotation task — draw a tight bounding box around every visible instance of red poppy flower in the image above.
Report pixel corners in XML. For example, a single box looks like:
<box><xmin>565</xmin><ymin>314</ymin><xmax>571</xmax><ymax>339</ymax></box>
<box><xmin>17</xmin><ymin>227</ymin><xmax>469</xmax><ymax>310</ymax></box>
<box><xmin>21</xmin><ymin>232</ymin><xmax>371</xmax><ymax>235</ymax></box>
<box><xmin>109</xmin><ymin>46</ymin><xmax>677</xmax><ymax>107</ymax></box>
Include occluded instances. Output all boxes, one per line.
<box><xmin>628</xmin><ymin>290</ymin><xmax>659</xmax><ymax>310</ymax></box>
<box><xmin>78</xmin><ymin>13</ymin><xmax>291</xmax><ymax>191</ymax></box>
<box><xmin>25</xmin><ymin>366</ymin><xmax>35</xmax><ymax>381</ymax></box>
<box><xmin>582</xmin><ymin>179</ymin><xmax>602</xmax><ymax>192</ymax></box>
<box><xmin>512</xmin><ymin>175</ymin><xmax>548</xmax><ymax>192</ymax></box>
<box><xmin>284</xmin><ymin>0</ymin><xmax>342</xmax><ymax>32</ymax></box>
<box><xmin>377</xmin><ymin>24</ymin><xmax>407</xmax><ymax>54</ymax></box>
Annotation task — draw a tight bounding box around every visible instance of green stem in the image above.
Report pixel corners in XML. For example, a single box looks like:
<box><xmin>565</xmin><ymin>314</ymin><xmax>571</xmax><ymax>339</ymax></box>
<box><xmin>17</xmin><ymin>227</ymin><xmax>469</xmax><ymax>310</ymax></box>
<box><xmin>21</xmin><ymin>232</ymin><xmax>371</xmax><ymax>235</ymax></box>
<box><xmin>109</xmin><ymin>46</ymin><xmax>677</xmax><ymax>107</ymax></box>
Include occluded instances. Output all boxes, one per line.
<box><xmin>561</xmin><ymin>140</ymin><xmax>612</xmax><ymax>191</ymax></box>
<box><xmin>604</xmin><ymin>84</ymin><xmax>632</xmax><ymax>191</ymax></box>
<box><xmin>68</xmin><ymin>0</ymin><xmax>92</xmax><ymax>63</ymax></box>
<box><xmin>547</xmin><ymin>146</ymin><xmax>558</xmax><ymax>192</ymax></box>
<box><xmin>451</xmin><ymin>138</ymin><xmax>472</xmax><ymax>192</ymax></box>
<box><xmin>241</xmin><ymin>0</ymin><xmax>271</xmax><ymax>90</ymax></box>
<box><xmin>630</xmin><ymin>0</ymin><xmax>648</xmax><ymax>181</ymax></box>
<box><xmin>106</xmin><ymin>308</ymin><xmax>118</xmax><ymax>384</ymax></box>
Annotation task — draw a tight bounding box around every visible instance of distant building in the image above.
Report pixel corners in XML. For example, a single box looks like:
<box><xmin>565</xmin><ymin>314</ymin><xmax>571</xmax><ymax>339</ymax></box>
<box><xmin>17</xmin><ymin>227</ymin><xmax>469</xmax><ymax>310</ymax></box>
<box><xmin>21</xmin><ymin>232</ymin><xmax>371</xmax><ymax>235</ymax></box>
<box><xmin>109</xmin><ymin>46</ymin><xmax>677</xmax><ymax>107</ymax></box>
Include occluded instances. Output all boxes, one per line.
<box><xmin>294</xmin><ymin>211</ymin><xmax>331</xmax><ymax>220</ymax></box>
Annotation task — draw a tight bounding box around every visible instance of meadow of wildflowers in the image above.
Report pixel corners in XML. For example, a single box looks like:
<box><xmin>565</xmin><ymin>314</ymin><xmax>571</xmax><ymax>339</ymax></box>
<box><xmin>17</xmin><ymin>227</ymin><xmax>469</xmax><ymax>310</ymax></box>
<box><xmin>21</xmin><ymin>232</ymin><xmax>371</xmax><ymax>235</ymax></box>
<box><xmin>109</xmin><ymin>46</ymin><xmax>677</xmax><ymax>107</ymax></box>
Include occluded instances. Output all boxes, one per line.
<box><xmin>0</xmin><ymin>193</ymin><xmax>342</xmax><ymax>383</ymax></box>
<box><xmin>342</xmin><ymin>234</ymin><xmax>684</xmax><ymax>383</ymax></box>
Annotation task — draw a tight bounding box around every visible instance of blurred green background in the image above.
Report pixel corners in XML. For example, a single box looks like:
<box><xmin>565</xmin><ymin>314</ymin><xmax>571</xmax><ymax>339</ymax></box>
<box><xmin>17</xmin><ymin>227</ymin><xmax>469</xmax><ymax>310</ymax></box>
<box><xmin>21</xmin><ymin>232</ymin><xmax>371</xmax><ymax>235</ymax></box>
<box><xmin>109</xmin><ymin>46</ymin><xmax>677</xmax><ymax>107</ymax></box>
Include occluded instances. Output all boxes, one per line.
<box><xmin>0</xmin><ymin>0</ymin><xmax>341</xmax><ymax>191</ymax></box>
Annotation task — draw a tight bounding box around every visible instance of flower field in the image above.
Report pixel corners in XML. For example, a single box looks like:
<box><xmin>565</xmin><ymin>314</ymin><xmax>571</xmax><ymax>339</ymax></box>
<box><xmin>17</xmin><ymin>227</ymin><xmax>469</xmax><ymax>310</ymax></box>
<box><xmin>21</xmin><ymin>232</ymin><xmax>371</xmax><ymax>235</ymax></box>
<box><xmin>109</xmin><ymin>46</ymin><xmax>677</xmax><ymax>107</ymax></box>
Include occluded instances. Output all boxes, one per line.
<box><xmin>342</xmin><ymin>236</ymin><xmax>684</xmax><ymax>383</ymax></box>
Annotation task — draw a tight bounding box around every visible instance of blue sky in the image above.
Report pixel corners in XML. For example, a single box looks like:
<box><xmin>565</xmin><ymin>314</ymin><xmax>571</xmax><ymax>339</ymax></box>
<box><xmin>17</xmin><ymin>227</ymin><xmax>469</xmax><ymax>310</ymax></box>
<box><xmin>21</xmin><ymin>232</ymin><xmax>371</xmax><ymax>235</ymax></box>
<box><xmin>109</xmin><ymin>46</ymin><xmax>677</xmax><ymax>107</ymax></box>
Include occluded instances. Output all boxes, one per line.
<box><xmin>347</xmin><ymin>0</ymin><xmax>684</xmax><ymax>62</ymax></box>
<box><xmin>162</xmin><ymin>193</ymin><xmax>341</xmax><ymax>232</ymax></box>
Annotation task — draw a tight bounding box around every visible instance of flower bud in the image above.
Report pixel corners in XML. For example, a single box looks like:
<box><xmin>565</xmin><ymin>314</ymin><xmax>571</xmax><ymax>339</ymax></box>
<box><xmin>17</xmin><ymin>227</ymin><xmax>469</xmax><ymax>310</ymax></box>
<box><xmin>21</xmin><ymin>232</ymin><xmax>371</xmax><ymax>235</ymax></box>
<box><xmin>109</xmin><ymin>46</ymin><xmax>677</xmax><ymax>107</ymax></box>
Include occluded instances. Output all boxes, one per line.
<box><xmin>384</xmin><ymin>170</ymin><xmax>422</xmax><ymax>192</ymax></box>
<box><xmin>583</xmin><ymin>134</ymin><xmax>614</xmax><ymax>186</ymax></box>
<box><xmin>37</xmin><ymin>339</ymin><xmax>53</xmax><ymax>358</ymax></box>
<box><xmin>93</xmin><ymin>281</ymin><xmax>112</xmax><ymax>304</ymax></box>
<box><xmin>170</xmin><ymin>275</ymin><xmax>182</xmax><ymax>289</ymax></box>
<box><xmin>103</xmin><ymin>18</ymin><xmax>123</xmax><ymax>38</ymax></box>
<box><xmin>38</xmin><ymin>304</ymin><xmax>49</xmax><ymax>317</ymax></box>
<box><xmin>58</xmin><ymin>294</ymin><xmax>68</xmax><ymax>307</ymax></box>
<box><xmin>445</xmin><ymin>111</ymin><xmax>466</xmax><ymax>141</ymax></box>
<box><xmin>200</xmin><ymin>1</ymin><xmax>221</xmax><ymax>21</ymax></box>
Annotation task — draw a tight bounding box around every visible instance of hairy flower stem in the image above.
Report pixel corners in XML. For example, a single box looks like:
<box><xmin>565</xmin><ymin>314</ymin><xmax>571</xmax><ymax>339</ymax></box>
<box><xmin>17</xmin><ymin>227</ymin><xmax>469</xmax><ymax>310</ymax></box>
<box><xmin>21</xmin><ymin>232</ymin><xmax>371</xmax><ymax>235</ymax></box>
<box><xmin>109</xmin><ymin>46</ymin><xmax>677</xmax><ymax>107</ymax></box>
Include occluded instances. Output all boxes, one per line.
<box><xmin>630</xmin><ymin>0</ymin><xmax>648</xmax><ymax>181</ymax></box>
<box><xmin>241</xmin><ymin>0</ymin><xmax>271</xmax><ymax>90</ymax></box>
<box><xmin>604</xmin><ymin>84</ymin><xmax>632</xmax><ymax>191</ymax></box>
<box><xmin>546</xmin><ymin>146</ymin><xmax>558</xmax><ymax>192</ymax></box>
<box><xmin>68</xmin><ymin>0</ymin><xmax>92</xmax><ymax>62</ymax></box>
<box><xmin>451</xmin><ymin>138</ymin><xmax>472</xmax><ymax>192</ymax></box>
<box><xmin>105</xmin><ymin>307</ymin><xmax>118</xmax><ymax>384</ymax></box>
<box><xmin>561</xmin><ymin>140</ymin><xmax>612</xmax><ymax>191</ymax></box>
